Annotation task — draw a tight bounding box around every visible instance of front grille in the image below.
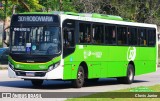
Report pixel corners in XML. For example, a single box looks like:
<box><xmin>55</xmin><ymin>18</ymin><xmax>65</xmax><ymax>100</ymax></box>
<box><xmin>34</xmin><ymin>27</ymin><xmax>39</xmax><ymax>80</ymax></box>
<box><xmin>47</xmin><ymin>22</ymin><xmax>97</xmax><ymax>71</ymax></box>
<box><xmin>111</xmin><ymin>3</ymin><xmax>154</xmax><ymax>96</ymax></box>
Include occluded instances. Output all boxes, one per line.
<box><xmin>15</xmin><ymin>71</ymin><xmax>46</xmax><ymax>77</ymax></box>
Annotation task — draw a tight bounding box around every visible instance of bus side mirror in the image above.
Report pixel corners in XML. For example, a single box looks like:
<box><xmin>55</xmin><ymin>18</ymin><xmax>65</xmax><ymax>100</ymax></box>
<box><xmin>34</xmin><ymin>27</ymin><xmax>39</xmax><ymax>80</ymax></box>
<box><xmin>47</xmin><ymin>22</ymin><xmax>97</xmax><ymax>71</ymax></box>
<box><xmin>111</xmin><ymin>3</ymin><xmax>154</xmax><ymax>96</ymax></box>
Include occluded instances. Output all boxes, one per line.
<box><xmin>3</xmin><ymin>30</ymin><xmax>6</xmax><ymax>40</ymax></box>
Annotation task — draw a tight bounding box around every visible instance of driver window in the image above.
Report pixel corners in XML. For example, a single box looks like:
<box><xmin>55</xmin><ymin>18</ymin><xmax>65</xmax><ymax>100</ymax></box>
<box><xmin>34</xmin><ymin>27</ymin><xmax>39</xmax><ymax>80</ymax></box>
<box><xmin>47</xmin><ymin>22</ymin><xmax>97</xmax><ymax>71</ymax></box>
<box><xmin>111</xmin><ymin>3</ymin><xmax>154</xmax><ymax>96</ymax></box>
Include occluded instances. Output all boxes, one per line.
<box><xmin>63</xmin><ymin>20</ymin><xmax>75</xmax><ymax>48</ymax></box>
<box><xmin>63</xmin><ymin>29</ymin><xmax>74</xmax><ymax>48</ymax></box>
<box><xmin>63</xmin><ymin>19</ymin><xmax>75</xmax><ymax>58</ymax></box>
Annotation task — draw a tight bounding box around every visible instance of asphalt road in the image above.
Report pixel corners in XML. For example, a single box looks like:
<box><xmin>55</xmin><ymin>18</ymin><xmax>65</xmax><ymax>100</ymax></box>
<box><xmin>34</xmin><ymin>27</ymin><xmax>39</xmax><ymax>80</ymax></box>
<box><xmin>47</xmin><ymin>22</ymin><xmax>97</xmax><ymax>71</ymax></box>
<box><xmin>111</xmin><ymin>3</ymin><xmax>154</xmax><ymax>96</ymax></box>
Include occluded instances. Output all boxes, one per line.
<box><xmin>0</xmin><ymin>68</ymin><xmax>160</xmax><ymax>101</ymax></box>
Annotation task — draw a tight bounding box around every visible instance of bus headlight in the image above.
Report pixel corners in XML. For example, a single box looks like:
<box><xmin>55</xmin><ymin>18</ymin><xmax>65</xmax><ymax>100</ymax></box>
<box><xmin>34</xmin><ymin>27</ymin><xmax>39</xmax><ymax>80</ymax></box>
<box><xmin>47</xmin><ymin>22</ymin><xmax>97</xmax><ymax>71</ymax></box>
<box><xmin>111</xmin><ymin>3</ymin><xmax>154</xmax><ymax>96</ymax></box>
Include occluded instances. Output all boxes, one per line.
<box><xmin>48</xmin><ymin>62</ymin><xmax>60</xmax><ymax>72</ymax></box>
<box><xmin>9</xmin><ymin>62</ymin><xmax>14</xmax><ymax>71</ymax></box>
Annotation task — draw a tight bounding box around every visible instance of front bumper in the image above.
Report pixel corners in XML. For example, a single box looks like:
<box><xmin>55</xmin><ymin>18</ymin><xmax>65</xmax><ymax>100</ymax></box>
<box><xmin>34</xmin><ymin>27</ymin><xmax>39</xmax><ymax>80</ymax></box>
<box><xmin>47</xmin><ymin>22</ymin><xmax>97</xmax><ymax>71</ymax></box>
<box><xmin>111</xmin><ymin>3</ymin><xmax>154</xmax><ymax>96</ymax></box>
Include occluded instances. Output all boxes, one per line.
<box><xmin>8</xmin><ymin>64</ymin><xmax>63</xmax><ymax>80</ymax></box>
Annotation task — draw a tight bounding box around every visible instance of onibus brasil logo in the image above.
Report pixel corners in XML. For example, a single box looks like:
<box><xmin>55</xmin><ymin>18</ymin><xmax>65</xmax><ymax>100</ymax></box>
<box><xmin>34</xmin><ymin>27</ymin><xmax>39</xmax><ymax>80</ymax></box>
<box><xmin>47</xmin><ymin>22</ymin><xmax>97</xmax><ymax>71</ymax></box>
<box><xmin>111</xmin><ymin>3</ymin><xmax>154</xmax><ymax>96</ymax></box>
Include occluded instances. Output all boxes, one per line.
<box><xmin>127</xmin><ymin>47</ymin><xmax>136</xmax><ymax>61</ymax></box>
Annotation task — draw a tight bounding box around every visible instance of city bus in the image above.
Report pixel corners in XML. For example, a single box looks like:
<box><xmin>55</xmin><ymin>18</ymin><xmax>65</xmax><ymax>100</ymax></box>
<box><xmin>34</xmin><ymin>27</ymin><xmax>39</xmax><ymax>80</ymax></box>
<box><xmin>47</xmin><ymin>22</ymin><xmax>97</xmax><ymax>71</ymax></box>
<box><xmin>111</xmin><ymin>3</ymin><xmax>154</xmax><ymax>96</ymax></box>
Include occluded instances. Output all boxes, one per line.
<box><xmin>8</xmin><ymin>12</ymin><xmax>158</xmax><ymax>88</ymax></box>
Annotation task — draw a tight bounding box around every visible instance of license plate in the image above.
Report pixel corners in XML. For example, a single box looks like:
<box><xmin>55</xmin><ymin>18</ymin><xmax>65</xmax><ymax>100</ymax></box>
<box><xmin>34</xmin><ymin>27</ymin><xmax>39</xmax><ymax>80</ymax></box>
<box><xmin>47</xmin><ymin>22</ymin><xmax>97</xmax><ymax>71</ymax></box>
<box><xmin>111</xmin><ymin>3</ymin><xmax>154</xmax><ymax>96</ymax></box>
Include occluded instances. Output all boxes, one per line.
<box><xmin>26</xmin><ymin>72</ymin><xmax>35</xmax><ymax>76</ymax></box>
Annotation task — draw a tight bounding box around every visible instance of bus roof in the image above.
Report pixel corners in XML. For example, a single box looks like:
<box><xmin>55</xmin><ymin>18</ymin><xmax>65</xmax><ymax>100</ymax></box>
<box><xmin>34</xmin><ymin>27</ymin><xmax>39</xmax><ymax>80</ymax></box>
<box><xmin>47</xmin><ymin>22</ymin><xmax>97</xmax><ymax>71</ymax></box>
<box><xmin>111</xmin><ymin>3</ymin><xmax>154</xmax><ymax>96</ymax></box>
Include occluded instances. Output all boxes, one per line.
<box><xmin>17</xmin><ymin>11</ymin><xmax>157</xmax><ymax>28</ymax></box>
<box><xmin>19</xmin><ymin>11</ymin><xmax>126</xmax><ymax>21</ymax></box>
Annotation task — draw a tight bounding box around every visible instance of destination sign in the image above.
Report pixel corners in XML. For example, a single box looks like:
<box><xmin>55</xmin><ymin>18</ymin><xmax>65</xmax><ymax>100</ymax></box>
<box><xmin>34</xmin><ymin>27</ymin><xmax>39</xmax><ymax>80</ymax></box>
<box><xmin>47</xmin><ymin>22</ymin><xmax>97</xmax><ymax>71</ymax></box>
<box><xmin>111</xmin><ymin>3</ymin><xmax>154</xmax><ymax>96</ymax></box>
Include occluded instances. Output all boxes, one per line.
<box><xmin>11</xmin><ymin>14</ymin><xmax>59</xmax><ymax>26</ymax></box>
<box><xmin>18</xmin><ymin>16</ymin><xmax>54</xmax><ymax>22</ymax></box>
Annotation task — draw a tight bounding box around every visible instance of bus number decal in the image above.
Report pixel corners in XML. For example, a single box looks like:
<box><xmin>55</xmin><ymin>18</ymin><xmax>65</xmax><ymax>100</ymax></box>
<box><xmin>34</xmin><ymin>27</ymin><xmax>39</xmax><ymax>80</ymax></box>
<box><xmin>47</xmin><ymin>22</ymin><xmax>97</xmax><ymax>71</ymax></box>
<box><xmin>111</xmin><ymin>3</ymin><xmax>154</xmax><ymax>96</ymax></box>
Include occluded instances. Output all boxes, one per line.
<box><xmin>127</xmin><ymin>47</ymin><xmax>136</xmax><ymax>61</ymax></box>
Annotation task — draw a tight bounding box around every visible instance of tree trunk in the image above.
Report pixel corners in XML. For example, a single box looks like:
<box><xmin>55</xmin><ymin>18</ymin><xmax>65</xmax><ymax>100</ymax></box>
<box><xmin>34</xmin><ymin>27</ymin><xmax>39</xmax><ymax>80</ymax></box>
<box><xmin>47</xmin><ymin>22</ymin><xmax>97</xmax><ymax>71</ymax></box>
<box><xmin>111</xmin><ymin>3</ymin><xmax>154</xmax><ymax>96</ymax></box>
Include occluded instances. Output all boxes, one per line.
<box><xmin>60</xmin><ymin>0</ymin><xmax>62</xmax><ymax>11</ymax></box>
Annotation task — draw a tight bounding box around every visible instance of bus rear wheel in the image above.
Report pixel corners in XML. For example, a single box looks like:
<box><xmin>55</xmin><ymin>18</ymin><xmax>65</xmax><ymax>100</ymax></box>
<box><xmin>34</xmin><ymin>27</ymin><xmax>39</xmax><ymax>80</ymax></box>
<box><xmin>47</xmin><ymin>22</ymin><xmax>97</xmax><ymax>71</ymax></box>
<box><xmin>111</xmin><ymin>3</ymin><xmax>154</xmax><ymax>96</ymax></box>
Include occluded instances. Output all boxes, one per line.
<box><xmin>117</xmin><ymin>64</ymin><xmax>134</xmax><ymax>84</ymax></box>
<box><xmin>31</xmin><ymin>80</ymin><xmax>43</xmax><ymax>86</ymax></box>
<box><xmin>72</xmin><ymin>66</ymin><xmax>85</xmax><ymax>88</ymax></box>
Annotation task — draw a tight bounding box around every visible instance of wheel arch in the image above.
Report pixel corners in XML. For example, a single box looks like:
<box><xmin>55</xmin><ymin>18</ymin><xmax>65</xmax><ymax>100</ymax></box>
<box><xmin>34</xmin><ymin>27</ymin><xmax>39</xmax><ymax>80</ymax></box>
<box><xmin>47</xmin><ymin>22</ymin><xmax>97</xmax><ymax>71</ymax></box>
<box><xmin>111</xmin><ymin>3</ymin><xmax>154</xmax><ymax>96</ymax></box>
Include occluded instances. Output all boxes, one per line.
<box><xmin>79</xmin><ymin>61</ymin><xmax>88</xmax><ymax>79</ymax></box>
<box><xmin>128</xmin><ymin>61</ymin><xmax>135</xmax><ymax>75</ymax></box>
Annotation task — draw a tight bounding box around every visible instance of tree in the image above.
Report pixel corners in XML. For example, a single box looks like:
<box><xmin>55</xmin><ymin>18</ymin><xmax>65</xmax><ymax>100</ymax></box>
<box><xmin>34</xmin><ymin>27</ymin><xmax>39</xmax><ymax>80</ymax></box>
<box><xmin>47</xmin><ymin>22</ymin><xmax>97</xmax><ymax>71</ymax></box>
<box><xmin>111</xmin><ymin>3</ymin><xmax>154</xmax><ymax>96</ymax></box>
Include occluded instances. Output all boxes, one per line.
<box><xmin>11</xmin><ymin>0</ymin><xmax>43</xmax><ymax>13</ymax></box>
<box><xmin>39</xmin><ymin>0</ymin><xmax>76</xmax><ymax>12</ymax></box>
<box><xmin>73</xmin><ymin>0</ymin><xmax>109</xmax><ymax>13</ymax></box>
<box><xmin>0</xmin><ymin>0</ymin><xmax>44</xmax><ymax>47</ymax></box>
<box><xmin>111</xmin><ymin>0</ymin><xmax>160</xmax><ymax>24</ymax></box>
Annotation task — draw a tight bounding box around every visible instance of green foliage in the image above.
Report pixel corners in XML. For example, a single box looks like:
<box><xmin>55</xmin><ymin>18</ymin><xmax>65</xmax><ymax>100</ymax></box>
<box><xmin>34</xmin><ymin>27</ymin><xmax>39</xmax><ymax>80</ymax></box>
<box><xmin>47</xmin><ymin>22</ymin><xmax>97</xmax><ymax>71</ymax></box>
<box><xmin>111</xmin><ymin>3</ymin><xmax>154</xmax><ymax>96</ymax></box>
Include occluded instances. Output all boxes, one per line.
<box><xmin>104</xmin><ymin>0</ymin><xmax>160</xmax><ymax>24</ymax></box>
<box><xmin>67</xmin><ymin>85</ymin><xmax>160</xmax><ymax>101</ymax></box>
<box><xmin>39</xmin><ymin>0</ymin><xmax>76</xmax><ymax>12</ymax></box>
<box><xmin>0</xmin><ymin>9</ymin><xmax>5</xmax><ymax>20</ymax></box>
<box><xmin>39</xmin><ymin>0</ymin><xmax>60</xmax><ymax>11</ymax></box>
<box><xmin>11</xmin><ymin>0</ymin><xmax>44</xmax><ymax>12</ymax></box>
<box><xmin>62</xmin><ymin>0</ymin><xmax>77</xmax><ymax>12</ymax></box>
<box><xmin>0</xmin><ymin>0</ymin><xmax>44</xmax><ymax>20</ymax></box>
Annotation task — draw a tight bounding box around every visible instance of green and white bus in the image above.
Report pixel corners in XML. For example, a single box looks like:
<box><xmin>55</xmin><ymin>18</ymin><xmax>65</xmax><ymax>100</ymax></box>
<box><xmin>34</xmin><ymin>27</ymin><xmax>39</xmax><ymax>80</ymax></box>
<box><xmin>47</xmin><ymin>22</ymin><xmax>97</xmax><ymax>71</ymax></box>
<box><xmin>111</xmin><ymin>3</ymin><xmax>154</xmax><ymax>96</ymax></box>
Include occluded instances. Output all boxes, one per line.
<box><xmin>8</xmin><ymin>12</ymin><xmax>158</xmax><ymax>88</ymax></box>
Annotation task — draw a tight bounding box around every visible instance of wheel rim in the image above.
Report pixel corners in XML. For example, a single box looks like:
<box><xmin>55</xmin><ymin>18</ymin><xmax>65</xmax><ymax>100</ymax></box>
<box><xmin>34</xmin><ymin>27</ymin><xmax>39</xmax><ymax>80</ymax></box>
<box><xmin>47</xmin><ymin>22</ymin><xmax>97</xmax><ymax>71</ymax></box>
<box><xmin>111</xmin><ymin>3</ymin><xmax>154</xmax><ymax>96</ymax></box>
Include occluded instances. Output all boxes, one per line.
<box><xmin>77</xmin><ymin>70</ymin><xmax>84</xmax><ymax>84</ymax></box>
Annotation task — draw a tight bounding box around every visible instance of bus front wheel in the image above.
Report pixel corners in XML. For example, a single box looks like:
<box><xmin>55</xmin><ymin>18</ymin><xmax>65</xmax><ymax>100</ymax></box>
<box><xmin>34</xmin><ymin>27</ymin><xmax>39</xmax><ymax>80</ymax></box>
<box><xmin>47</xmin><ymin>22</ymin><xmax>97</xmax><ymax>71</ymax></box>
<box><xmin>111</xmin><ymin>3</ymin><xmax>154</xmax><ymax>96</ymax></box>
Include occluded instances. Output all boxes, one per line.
<box><xmin>72</xmin><ymin>66</ymin><xmax>85</xmax><ymax>88</ymax></box>
<box><xmin>117</xmin><ymin>64</ymin><xmax>134</xmax><ymax>84</ymax></box>
<box><xmin>31</xmin><ymin>80</ymin><xmax>43</xmax><ymax>86</ymax></box>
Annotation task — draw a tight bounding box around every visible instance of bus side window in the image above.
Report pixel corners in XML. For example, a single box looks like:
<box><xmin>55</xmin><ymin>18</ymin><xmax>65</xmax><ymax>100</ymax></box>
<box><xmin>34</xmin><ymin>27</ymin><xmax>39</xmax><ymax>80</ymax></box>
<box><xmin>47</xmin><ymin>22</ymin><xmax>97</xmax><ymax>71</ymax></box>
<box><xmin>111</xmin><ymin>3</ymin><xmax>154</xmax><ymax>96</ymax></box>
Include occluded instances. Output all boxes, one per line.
<box><xmin>92</xmin><ymin>24</ymin><xmax>104</xmax><ymax>44</ymax></box>
<box><xmin>138</xmin><ymin>28</ymin><xmax>147</xmax><ymax>46</ymax></box>
<box><xmin>117</xmin><ymin>26</ymin><xmax>127</xmax><ymax>45</ymax></box>
<box><xmin>111</xmin><ymin>29</ymin><xmax>116</xmax><ymax>44</ymax></box>
<box><xmin>128</xmin><ymin>27</ymin><xmax>137</xmax><ymax>45</ymax></box>
<box><xmin>105</xmin><ymin>25</ymin><xmax>116</xmax><ymax>45</ymax></box>
<box><xmin>79</xmin><ymin>23</ymin><xmax>91</xmax><ymax>44</ymax></box>
<box><xmin>148</xmin><ymin>29</ymin><xmax>156</xmax><ymax>46</ymax></box>
<box><xmin>63</xmin><ymin>28</ymin><xmax>74</xmax><ymax>48</ymax></box>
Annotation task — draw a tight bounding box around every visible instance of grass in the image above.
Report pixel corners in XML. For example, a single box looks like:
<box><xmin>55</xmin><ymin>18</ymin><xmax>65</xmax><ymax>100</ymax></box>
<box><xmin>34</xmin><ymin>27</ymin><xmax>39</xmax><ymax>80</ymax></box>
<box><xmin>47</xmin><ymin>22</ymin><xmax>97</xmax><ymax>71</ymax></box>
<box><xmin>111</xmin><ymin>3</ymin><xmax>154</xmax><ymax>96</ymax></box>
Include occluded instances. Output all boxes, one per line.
<box><xmin>67</xmin><ymin>98</ymin><xmax>160</xmax><ymax>101</ymax></box>
<box><xmin>66</xmin><ymin>84</ymin><xmax>160</xmax><ymax>101</ymax></box>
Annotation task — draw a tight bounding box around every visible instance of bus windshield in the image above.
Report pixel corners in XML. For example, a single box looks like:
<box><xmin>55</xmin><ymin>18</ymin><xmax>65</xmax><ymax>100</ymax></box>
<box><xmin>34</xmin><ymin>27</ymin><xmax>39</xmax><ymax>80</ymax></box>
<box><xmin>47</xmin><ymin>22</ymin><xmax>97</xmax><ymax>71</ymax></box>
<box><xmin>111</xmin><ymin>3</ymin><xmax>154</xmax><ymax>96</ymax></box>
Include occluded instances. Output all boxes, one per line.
<box><xmin>10</xmin><ymin>26</ymin><xmax>61</xmax><ymax>55</ymax></box>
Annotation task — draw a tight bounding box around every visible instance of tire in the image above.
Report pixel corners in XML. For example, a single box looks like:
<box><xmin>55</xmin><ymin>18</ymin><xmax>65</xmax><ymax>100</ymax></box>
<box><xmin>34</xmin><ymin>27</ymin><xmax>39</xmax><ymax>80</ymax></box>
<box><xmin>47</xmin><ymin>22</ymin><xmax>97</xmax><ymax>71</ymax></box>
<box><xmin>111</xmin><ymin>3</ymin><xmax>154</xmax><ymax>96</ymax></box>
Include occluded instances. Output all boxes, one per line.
<box><xmin>117</xmin><ymin>64</ymin><xmax>134</xmax><ymax>84</ymax></box>
<box><xmin>31</xmin><ymin>80</ymin><xmax>43</xmax><ymax>86</ymax></box>
<box><xmin>72</xmin><ymin>66</ymin><xmax>85</xmax><ymax>88</ymax></box>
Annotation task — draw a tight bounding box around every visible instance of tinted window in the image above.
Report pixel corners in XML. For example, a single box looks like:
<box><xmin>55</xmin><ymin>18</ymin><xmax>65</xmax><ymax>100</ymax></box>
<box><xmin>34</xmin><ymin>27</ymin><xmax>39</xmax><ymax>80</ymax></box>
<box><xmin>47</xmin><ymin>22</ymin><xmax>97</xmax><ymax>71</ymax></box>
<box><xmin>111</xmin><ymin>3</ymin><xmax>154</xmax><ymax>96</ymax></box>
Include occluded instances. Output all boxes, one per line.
<box><xmin>92</xmin><ymin>24</ymin><xmax>104</xmax><ymax>44</ymax></box>
<box><xmin>63</xmin><ymin>20</ymin><xmax>75</xmax><ymax>48</ymax></box>
<box><xmin>128</xmin><ymin>27</ymin><xmax>137</xmax><ymax>45</ymax></box>
<box><xmin>138</xmin><ymin>28</ymin><xmax>147</xmax><ymax>46</ymax></box>
<box><xmin>63</xmin><ymin>20</ymin><xmax>76</xmax><ymax>58</ymax></box>
<box><xmin>79</xmin><ymin>23</ymin><xmax>91</xmax><ymax>43</ymax></box>
<box><xmin>105</xmin><ymin>25</ymin><xmax>116</xmax><ymax>44</ymax></box>
<box><xmin>148</xmin><ymin>29</ymin><xmax>156</xmax><ymax>46</ymax></box>
<box><xmin>117</xmin><ymin>26</ymin><xmax>127</xmax><ymax>45</ymax></box>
